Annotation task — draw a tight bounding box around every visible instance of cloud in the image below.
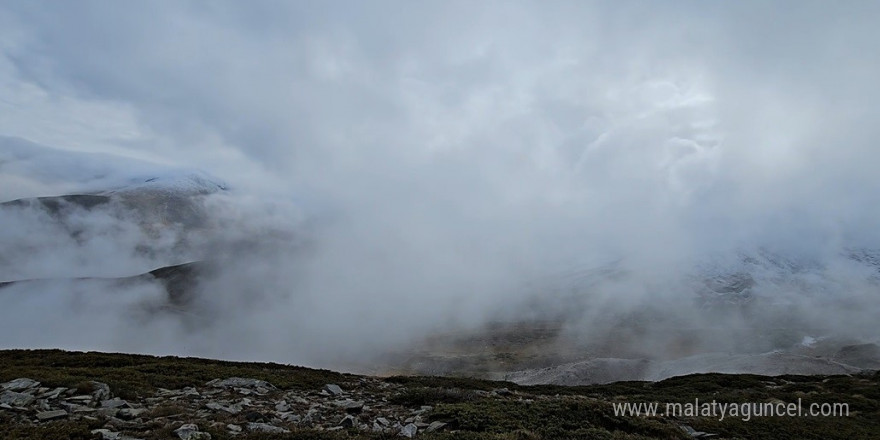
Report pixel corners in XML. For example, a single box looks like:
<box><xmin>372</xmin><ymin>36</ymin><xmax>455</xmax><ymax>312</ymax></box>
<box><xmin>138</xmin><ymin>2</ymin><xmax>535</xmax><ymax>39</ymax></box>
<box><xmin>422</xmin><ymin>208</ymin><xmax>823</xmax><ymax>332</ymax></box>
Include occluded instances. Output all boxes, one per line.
<box><xmin>1</xmin><ymin>1</ymin><xmax>880</xmax><ymax>369</ymax></box>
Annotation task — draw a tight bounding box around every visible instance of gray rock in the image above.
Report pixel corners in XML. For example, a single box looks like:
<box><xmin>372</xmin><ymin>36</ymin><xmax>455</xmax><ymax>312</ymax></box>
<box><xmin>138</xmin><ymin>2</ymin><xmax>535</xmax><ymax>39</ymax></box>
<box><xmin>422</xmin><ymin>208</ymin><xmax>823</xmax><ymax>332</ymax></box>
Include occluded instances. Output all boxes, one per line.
<box><xmin>339</xmin><ymin>414</ymin><xmax>356</xmax><ymax>428</ymax></box>
<box><xmin>36</xmin><ymin>409</ymin><xmax>68</xmax><ymax>421</ymax></box>
<box><xmin>376</xmin><ymin>417</ymin><xmax>390</xmax><ymax>426</ymax></box>
<box><xmin>91</xmin><ymin>429</ymin><xmax>120</xmax><ymax>440</ymax></box>
<box><xmin>2</xmin><ymin>378</ymin><xmax>40</xmax><ymax>392</ymax></box>
<box><xmin>277</xmin><ymin>411</ymin><xmax>301</xmax><ymax>422</ymax></box>
<box><xmin>206</xmin><ymin>378</ymin><xmax>275</xmax><ymax>393</ymax></box>
<box><xmin>246</xmin><ymin>422</ymin><xmax>290</xmax><ymax>433</ymax></box>
<box><xmin>274</xmin><ymin>401</ymin><xmax>290</xmax><ymax>412</ymax></box>
<box><xmin>324</xmin><ymin>384</ymin><xmax>344</xmax><ymax>395</ymax></box>
<box><xmin>118</xmin><ymin>407</ymin><xmax>148</xmax><ymax>419</ymax></box>
<box><xmin>205</xmin><ymin>401</ymin><xmax>241</xmax><ymax>414</ymax></box>
<box><xmin>227</xmin><ymin>424</ymin><xmax>242</xmax><ymax>434</ymax></box>
<box><xmin>426</xmin><ymin>421</ymin><xmax>447</xmax><ymax>432</ymax></box>
<box><xmin>335</xmin><ymin>399</ymin><xmax>365</xmax><ymax>413</ymax></box>
<box><xmin>101</xmin><ymin>398</ymin><xmax>128</xmax><ymax>408</ymax></box>
<box><xmin>174</xmin><ymin>423</ymin><xmax>212</xmax><ymax>440</ymax></box>
<box><xmin>37</xmin><ymin>387</ymin><xmax>68</xmax><ymax>400</ymax></box>
<box><xmin>0</xmin><ymin>391</ymin><xmax>36</xmax><ymax>407</ymax></box>
<box><xmin>399</xmin><ymin>423</ymin><xmax>418</xmax><ymax>438</ymax></box>
<box><xmin>90</xmin><ymin>382</ymin><xmax>111</xmax><ymax>401</ymax></box>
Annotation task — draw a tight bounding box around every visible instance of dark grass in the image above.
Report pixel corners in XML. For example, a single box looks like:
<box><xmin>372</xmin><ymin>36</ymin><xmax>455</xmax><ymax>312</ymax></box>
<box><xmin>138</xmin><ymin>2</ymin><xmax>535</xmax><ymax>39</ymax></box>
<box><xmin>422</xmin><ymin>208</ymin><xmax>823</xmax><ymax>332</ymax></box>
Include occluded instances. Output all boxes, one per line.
<box><xmin>0</xmin><ymin>349</ymin><xmax>352</xmax><ymax>399</ymax></box>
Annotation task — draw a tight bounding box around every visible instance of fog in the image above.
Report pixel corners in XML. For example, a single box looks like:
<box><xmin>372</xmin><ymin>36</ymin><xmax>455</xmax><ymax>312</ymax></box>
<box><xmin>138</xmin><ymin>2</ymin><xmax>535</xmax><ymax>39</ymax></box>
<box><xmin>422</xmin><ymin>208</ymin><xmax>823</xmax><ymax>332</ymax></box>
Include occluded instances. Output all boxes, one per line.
<box><xmin>1</xmin><ymin>2</ymin><xmax>879</xmax><ymax>373</ymax></box>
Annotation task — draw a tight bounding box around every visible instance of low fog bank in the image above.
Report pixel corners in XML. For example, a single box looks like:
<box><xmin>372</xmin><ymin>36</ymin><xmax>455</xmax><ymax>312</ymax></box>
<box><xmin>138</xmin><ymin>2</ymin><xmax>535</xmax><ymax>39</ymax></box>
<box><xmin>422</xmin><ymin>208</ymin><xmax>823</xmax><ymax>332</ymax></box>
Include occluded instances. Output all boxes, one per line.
<box><xmin>1</xmin><ymin>138</ymin><xmax>879</xmax><ymax>377</ymax></box>
<box><xmin>2</xmin><ymin>2</ymin><xmax>880</xmax><ymax>379</ymax></box>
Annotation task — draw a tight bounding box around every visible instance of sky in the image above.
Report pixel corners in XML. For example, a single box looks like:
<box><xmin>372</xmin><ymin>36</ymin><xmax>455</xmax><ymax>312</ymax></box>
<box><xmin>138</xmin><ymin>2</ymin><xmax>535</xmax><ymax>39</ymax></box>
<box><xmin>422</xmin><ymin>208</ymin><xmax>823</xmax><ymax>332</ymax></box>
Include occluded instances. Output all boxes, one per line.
<box><xmin>1</xmin><ymin>1</ymin><xmax>880</xmax><ymax>367</ymax></box>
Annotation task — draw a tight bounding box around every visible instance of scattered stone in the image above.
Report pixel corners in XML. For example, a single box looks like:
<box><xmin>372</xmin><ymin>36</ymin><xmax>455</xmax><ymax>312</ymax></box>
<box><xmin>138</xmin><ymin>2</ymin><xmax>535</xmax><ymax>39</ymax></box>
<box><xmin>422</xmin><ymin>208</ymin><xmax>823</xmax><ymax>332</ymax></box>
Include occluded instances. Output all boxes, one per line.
<box><xmin>174</xmin><ymin>423</ymin><xmax>212</xmax><ymax>440</ymax></box>
<box><xmin>247</xmin><ymin>422</ymin><xmax>290</xmax><ymax>433</ymax></box>
<box><xmin>1</xmin><ymin>391</ymin><xmax>36</xmax><ymax>407</ymax></box>
<box><xmin>119</xmin><ymin>407</ymin><xmax>148</xmax><ymax>419</ymax></box>
<box><xmin>90</xmin><ymin>382</ymin><xmax>111</xmax><ymax>401</ymax></box>
<box><xmin>680</xmin><ymin>425</ymin><xmax>718</xmax><ymax>438</ymax></box>
<box><xmin>205</xmin><ymin>401</ymin><xmax>241</xmax><ymax>414</ymax></box>
<box><xmin>275</xmin><ymin>401</ymin><xmax>290</xmax><ymax>412</ymax></box>
<box><xmin>37</xmin><ymin>387</ymin><xmax>68</xmax><ymax>400</ymax></box>
<box><xmin>324</xmin><ymin>384</ymin><xmax>344</xmax><ymax>395</ymax></box>
<box><xmin>227</xmin><ymin>424</ymin><xmax>242</xmax><ymax>434</ymax></box>
<box><xmin>35</xmin><ymin>409</ymin><xmax>68</xmax><ymax>421</ymax></box>
<box><xmin>376</xmin><ymin>417</ymin><xmax>390</xmax><ymax>426</ymax></box>
<box><xmin>339</xmin><ymin>414</ymin><xmax>356</xmax><ymax>428</ymax></box>
<box><xmin>102</xmin><ymin>398</ymin><xmax>128</xmax><ymax>408</ymax></box>
<box><xmin>426</xmin><ymin>421</ymin><xmax>447</xmax><ymax>432</ymax></box>
<box><xmin>399</xmin><ymin>423</ymin><xmax>418</xmax><ymax>438</ymax></box>
<box><xmin>336</xmin><ymin>399</ymin><xmax>365</xmax><ymax>413</ymax></box>
<box><xmin>277</xmin><ymin>411</ymin><xmax>301</xmax><ymax>422</ymax></box>
<box><xmin>91</xmin><ymin>429</ymin><xmax>120</xmax><ymax>440</ymax></box>
<box><xmin>206</xmin><ymin>378</ymin><xmax>275</xmax><ymax>394</ymax></box>
<box><xmin>2</xmin><ymin>378</ymin><xmax>40</xmax><ymax>392</ymax></box>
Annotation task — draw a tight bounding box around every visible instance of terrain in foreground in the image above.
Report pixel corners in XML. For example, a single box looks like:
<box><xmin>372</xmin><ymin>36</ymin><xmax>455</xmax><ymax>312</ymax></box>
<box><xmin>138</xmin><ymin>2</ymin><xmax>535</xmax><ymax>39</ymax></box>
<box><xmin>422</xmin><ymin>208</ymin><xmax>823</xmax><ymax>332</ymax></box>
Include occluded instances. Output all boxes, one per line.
<box><xmin>1</xmin><ymin>350</ymin><xmax>878</xmax><ymax>440</ymax></box>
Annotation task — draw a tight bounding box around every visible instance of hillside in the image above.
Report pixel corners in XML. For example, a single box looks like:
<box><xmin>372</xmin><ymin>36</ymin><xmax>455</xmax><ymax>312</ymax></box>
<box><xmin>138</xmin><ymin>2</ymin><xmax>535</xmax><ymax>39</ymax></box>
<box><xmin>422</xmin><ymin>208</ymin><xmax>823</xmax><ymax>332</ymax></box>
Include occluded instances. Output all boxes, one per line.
<box><xmin>1</xmin><ymin>350</ymin><xmax>878</xmax><ymax>440</ymax></box>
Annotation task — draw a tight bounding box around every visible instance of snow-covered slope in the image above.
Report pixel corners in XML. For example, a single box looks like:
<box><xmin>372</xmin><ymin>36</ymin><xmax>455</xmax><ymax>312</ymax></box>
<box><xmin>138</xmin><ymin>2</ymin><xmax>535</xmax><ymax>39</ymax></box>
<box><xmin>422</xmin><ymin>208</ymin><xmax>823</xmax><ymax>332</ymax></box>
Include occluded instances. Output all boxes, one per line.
<box><xmin>0</xmin><ymin>136</ymin><xmax>227</xmax><ymax>201</ymax></box>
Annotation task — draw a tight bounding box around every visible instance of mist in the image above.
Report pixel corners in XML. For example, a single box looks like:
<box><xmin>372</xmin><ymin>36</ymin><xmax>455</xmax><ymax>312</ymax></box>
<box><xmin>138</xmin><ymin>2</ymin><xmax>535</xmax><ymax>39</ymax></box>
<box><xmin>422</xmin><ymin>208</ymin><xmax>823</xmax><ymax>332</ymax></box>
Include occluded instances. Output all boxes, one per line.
<box><xmin>1</xmin><ymin>2</ymin><xmax>880</xmax><ymax>376</ymax></box>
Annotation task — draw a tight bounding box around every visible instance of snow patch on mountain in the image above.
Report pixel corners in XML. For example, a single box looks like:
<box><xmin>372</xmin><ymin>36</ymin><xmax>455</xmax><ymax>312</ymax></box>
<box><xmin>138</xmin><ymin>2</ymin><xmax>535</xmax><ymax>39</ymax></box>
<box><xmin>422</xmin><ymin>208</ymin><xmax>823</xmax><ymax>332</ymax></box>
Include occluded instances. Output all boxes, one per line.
<box><xmin>0</xmin><ymin>136</ymin><xmax>226</xmax><ymax>200</ymax></box>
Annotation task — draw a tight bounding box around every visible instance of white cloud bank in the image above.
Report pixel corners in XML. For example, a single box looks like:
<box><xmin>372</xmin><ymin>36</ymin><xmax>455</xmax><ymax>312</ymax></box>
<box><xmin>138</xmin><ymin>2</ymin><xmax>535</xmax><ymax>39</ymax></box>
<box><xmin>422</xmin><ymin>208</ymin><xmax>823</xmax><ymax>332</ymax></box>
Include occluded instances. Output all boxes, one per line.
<box><xmin>1</xmin><ymin>1</ymin><xmax>880</xmax><ymax>369</ymax></box>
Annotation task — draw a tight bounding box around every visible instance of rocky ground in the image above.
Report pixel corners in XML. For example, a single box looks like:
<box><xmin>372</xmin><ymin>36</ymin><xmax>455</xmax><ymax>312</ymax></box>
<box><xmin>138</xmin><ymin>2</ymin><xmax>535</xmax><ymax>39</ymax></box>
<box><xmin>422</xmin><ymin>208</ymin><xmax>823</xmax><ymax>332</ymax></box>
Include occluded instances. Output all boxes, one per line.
<box><xmin>1</xmin><ymin>350</ymin><xmax>879</xmax><ymax>440</ymax></box>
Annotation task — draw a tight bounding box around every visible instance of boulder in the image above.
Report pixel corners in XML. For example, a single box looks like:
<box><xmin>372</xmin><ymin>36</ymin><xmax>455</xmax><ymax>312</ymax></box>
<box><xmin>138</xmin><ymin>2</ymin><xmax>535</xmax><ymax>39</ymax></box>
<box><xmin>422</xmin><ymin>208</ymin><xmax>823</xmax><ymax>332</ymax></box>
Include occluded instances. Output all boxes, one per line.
<box><xmin>339</xmin><ymin>414</ymin><xmax>356</xmax><ymax>428</ymax></box>
<box><xmin>174</xmin><ymin>423</ymin><xmax>212</xmax><ymax>440</ymax></box>
<box><xmin>0</xmin><ymin>391</ymin><xmax>35</xmax><ymax>407</ymax></box>
<box><xmin>206</xmin><ymin>378</ymin><xmax>275</xmax><ymax>392</ymax></box>
<box><xmin>90</xmin><ymin>382</ymin><xmax>111</xmax><ymax>401</ymax></box>
<box><xmin>246</xmin><ymin>422</ymin><xmax>290</xmax><ymax>433</ymax></box>
<box><xmin>399</xmin><ymin>423</ymin><xmax>418</xmax><ymax>438</ymax></box>
<box><xmin>324</xmin><ymin>384</ymin><xmax>344</xmax><ymax>395</ymax></box>
<box><xmin>2</xmin><ymin>378</ymin><xmax>40</xmax><ymax>392</ymax></box>
<box><xmin>36</xmin><ymin>409</ymin><xmax>68</xmax><ymax>421</ymax></box>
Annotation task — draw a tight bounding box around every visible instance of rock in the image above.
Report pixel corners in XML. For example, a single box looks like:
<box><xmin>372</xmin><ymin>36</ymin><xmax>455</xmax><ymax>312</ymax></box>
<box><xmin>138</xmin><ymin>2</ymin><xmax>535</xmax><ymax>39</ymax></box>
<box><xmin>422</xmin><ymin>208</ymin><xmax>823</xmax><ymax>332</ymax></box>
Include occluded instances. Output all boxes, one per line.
<box><xmin>91</xmin><ymin>429</ymin><xmax>121</xmax><ymax>440</ymax></box>
<box><xmin>2</xmin><ymin>378</ymin><xmax>40</xmax><ymax>392</ymax></box>
<box><xmin>205</xmin><ymin>401</ymin><xmax>241</xmax><ymax>414</ymax></box>
<box><xmin>426</xmin><ymin>421</ymin><xmax>447</xmax><ymax>432</ymax></box>
<box><xmin>376</xmin><ymin>417</ymin><xmax>390</xmax><ymax>426</ymax></box>
<box><xmin>324</xmin><ymin>384</ymin><xmax>344</xmax><ymax>396</ymax></box>
<box><xmin>277</xmin><ymin>411</ymin><xmax>301</xmax><ymax>422</ymax></box>
<box><xmin>90</xmin><ymin>382</ymin><xmax>111</xmax><ymax>401</ymax></box>
<box><xmin>206</xmin><ymin>378</ymin><xmax>275</xmax><ymax>394</ymax></box>
<box><xmin>174</xmin><ymin>423</ymin><xmax>212</xmax><ymax>440</ymax></box>
<box><xmin>118</xmin><ymin>407</ymin><xmax>148</xmax><ymax>419</ymax></box>
<box><xmin>339</xmin><ymin>414</ymin><xmax>356</xmax><ymax>428</ymax></box>
<box><xmin>36</xmin><ymin>409</ymin><xmax>68</xmax><ymax>421</ymax></box>
<box><xmin>246</xmin><ymin>422</ymin><xmax>290</xmax><ymax>433</ymax></box>
<box><xmin>101</xmin><ymin>398</ymin><xmax>128</xmax><ymax>408</ymax></box>
<box><xmin>274</xmin><ymin>401</ymin><xmax>290</xmax><ymax>412</ymax></box>
<box><xmin>37</xmin><ymin>387</ymin><xmax>68</xmax><ymax>400</ymax></box>
<box><xmin>680</xmin><ymin>425</ymin><xmax>718</xmax><ymax>438</ymax></box>
<box><xmin>399</xmin><ymin>423</ymin><xmax>418</xmax><ymax>438</ymax></box>
<box><xmin>335</xmin><ymin>399</ymin><xmax>365</xmax><ymax>413</ymax></box>
<box><xmin>0</xmin><ymin>391</ymin><xmax>36</xmax><ymax>407</ymax></box>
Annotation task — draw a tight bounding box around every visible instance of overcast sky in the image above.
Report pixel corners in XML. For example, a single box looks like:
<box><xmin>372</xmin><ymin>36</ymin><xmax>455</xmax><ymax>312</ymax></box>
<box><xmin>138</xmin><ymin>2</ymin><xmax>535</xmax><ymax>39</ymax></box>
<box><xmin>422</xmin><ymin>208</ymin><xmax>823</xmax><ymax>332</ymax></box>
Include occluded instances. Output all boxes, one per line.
<box><xmin>3</xmin><ymin>1</ymin><xmax>879</xmax><ymax>258</ymax></box>
<box><xmin>2</xmin><ymin>1</ymin><xmax>880</xmax><ymax>364</ymax></box>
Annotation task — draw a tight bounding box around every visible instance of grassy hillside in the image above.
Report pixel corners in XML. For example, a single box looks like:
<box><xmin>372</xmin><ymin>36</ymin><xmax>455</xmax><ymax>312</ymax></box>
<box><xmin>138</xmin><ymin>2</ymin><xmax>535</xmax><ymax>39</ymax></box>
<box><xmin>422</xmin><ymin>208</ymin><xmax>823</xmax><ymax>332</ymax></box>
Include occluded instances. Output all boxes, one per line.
<box><xmin>1</xmin><ymin>350</ymin><xmax>878</xmax><ymax>440</ymax></box>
